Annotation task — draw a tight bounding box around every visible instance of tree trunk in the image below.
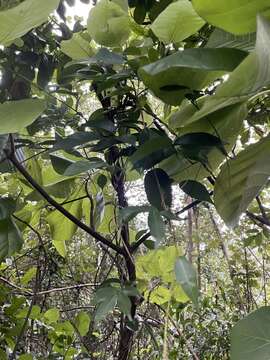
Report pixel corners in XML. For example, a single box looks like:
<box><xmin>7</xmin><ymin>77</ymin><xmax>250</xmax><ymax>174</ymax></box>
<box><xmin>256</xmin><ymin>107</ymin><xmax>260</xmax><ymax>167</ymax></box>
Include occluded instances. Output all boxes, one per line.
<box><xmin>109</xmin><ymin>146</ymin><xmax>137</xmax><ymax>360</ymax></box>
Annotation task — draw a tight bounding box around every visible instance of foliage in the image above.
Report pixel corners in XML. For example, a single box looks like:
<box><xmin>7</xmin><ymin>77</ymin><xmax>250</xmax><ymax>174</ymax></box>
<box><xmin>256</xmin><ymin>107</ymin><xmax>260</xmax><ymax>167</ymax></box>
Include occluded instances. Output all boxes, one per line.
<box><xmin>0</xmin><ymin>0</ymin><xmax>269</xmax><ymax>359</ymax></box>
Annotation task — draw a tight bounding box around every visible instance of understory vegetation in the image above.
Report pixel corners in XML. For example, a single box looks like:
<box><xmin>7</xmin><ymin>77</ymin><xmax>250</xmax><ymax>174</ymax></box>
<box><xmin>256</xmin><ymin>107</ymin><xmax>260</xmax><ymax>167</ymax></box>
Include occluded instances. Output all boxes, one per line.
<box><xmin>0</xmin><ymin>0</ymin><xmax>270</xmax><ymax>359</ymax></box>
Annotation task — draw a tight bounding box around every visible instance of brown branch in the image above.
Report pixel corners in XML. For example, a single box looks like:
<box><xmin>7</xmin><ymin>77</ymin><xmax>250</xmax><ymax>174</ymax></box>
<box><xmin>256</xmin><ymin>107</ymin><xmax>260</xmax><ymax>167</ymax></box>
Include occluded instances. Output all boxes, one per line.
<box><xmin>246</xmin><ymin>211</ymin><xmax>270</xmax><ymax>227</ymax></box>
<box><xmin>37</xmin><ymin>282</ymin><xmax>97</xmax><ymax>295</ymax></box>
<box><xmin>0</xmin><ymin>277</ymin><xmax>98</xmax><ymax>297</ymax></box>
<box><xmin>0</xmin><ymin>276</ymin><xmax>32</xmax><ymax>295</ymax></box>
<box><xmin>6</xmin><ymin>151</ymin><xmax>124</xmax><ymax>255</ymax></box>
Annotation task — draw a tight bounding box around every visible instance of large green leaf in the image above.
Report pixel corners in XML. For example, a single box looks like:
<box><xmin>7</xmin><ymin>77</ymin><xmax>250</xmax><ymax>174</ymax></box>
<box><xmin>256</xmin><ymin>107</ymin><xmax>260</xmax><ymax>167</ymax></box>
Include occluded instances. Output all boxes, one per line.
<box><xmin>47</xmin><ymin>188</ymin><xmax>83</xmax><ymax>257</ymax></box>
<box><xmin>74</xmin><ymin>311</ymin><xmax>91</xmax><ymax>336</ymax></box>
<box><xmin>0</xmin><ymin>0</ymin><xmax>60</xmax><ymax>45</ymax></box>
<box><xmin>50</xmin><ymin>154</ymin><xmax>107</xmax><ymax>176</ymax></box>
<box><xmin>61</xmin><ymin>33</ymin><xmax>95</xmax><ymax>60</ymax></box>
<box><xmin>175</xmin><ymin>256</ymin><xmax>199</xmax><ymax>308</ymax></box>
<box><xmin>192</xmin><ymin>0</ymin><xmax>270</xmax><ymax>34</ymax></box>
<box><xmin>162</xmin><ymin>101</ymin><xmax>247</xmax><ymax>181</ymax></box>
<box><xmin>119</xmin><ymin>205</ymin><xmax>150</xmax><ymax>223</ymax></box>
<box><xmin>138</xmin><ymin>48</ymin><xmax>247</xmax><ymax>105</ymax></box>
<box><xmin>180</xmin><ymin>180</ymin><xmax>212</xmax><ymax>203</ymax></box>
<box><xmin>214</xmin><ymin>135</ymin><xmax>270</xmax><ymax>227</ymax></box>
<box><xmin>231</xmin><ymin>306</ymin><xmax>270</xmax><ymax>360</ymax></box>
<box><xmin>130</xmin><ymin>135</ymin><xmax>174</xmax><ymax>170</ymax></box>
<box><xmin>0</xmin><ymin>218</ymin><xmax>23</xmax><ymax>262</ymax></box>
<box><xmin>207</xmin><ymin>28</ymin><xmax>256</xmax><ymax>52</ymax></box>
<box><xmin>151</xmin><ymin>0</ymin><xmax>205</xmax><ymax>44</ymax></box>
<box><xmin>0</xmin><ymin>99</ymin><xmax>46</xmax><ymax>135</ymax></box>
<box><xmin>144</xmin><ymin>169</ymin><xmax>172</xmax><ymax>211</ymax></box>
<box><xmin>161</xmin><ymin>16</ymin><xmax>270</xmax><ymax>182</ymax></box>
<box><xmin>87</xmin><ymin>0</ymin><xmax>130</xmax><ymax>47</ymax></box>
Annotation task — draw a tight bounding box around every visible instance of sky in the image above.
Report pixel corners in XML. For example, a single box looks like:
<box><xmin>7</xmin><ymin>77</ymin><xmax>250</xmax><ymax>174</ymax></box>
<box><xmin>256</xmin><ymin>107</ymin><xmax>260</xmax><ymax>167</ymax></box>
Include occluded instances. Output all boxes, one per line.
<box><xmin>66</xmin><ymin>0</ymin><xmax>92</xmax><ymax>23</ymax></box>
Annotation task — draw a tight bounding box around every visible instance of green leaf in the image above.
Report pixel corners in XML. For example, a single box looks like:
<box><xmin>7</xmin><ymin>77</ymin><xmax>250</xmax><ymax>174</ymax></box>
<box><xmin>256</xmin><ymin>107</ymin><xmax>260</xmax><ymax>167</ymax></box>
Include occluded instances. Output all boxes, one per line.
<box><xmin>66</xmin><ymin>48</ymin><xmax>125</xmax><ymax>68</ymax></box>
<box><xmin>117</xmin><ymin>293</ymin><xmax>132</xmax><ymax>320</ymax></box>
<box><xmin>130</xmin><ymin>135</ymin><xmax>174</xmax><ymax>170</ymax></box>
<box><xmin>162</xmin><ymin>16</ymin><xmax>270</xmax><ymax>182</ymax></box>
<box><xmin>61</xmin><ymin>33</ymin><xmax>95</xmax><ymax>60</ymax></box>
<box><xmin>19</xmin><ymin>355</ymin><xmax>33</xmax><ymax>360</ymax></box>
<box><xmin>139</xmin><ymin>48</ymin><xmax>247</xmax><ymax>105</ymax></box>
<box><xmin>149</xmin><ymin>286</ymin><xmax>171</xmax><ymax>305</ymax></box>
<box><xmin>148</xmin><ymin>207</ymin><xmax>165</xmax><ymax>247</ymax></box>
<box><xmin>207</xmin><ymin>28</ymin><xmax>256</xmax><ymax>52</ymax></box>
<box><xmin>87</xmin><ymin>0</ymin><xmax>130</xmax><ymax>47</ymax></box>
<box><xmin>0</xmin><ymin>198</ymin><xmax>16</xmax><ymax>219</ymax></box>
<box><xmin>95</xmin><ymin>295</ymin><xmax>118</xmax><ymax>322</ymax></box>
<box><xmin>175</xmin><ymin>256</ymin><xmax>199</xmax><ymax>308</ymax></box>
<box><xmin>163</xmin><ymin>102</ymin><xmax>247</xmax><ymax>181</ymax></box>
<box><xmin>144</xmin><ymin>169</ymin><xmax>172</xmax><ymax>211</ymax></box>
<box><xmin>119</xmin><ymin>205</ymin><xmax>150</xmax><ymax>223</ymax></box>
<box><xmin>0</xmin><ymin>0</ymin><xmax>60</xmax><ymax>45</ymax></box>
<box><xmin>214</xmin><ymin>15</ymin><xmax>270</xmax><ymax>100</ymax></box>
<box><xmin>47</xmin><ymin>188</ymin><xmax>83</xmax><ymax>257</ymax></box>
<box><xmin>0</xmin><ymin>218</ymin><xmax>23</xmax><ymax>262</ymax></box>
<box><xmin>231</xmin><ymin>306</ymin><xmax>270</xmax><ymax>360</ymax></box>
<box><xmin>21</xmin><ymin>267</ymin><xmax>37</xmax><ymax>285</ymax></box>
<box><xmin>50</xmin><ymin>154</ymin><xmax>107</xmax><ymax>176</ymax></box>
<box><xmin>53</xmin><ymin>132</ymin><xmax>99</xmax><ymax>151</ymax></box>
<box><xmin>174</xmin><ymin>132</ymin><xmax>227</xmax><ymax>165</ymax></box>
<box><xmin>0</xmin><ymin>99</ymin><xmax>46</xmax><ymax>135</ymax></box>
<box><xmin>75</xmin><ymin>311</ymin><xmax>91</xmax><ymax>336</ymax></box>
<box><xmin>192</xmin><ymin>0</ymin><xmax>270</xmax><ymax>34</ymax></box>
<box><xmin>180</xmin><ymin>180</ymin><xmax>212</xmax><ymax>203</ymax></box>
<box><xmin>44</xmin><ymin>308</ymin><xmax>60</xmax><ymax>324</ymax></box>
<box><xmin>151</xmin><ymin>0</ymin><xmax>205</xmax><ymax>44</ymax></box>
<box><xmin>214</xmin><ymin>135</ymin><xmax>270</xmax><ymax>227</ymax></box>
<box><xmin>134</xmin><ymin>3</ymin><xmax>146</xmax><ymax>24</ymax></box>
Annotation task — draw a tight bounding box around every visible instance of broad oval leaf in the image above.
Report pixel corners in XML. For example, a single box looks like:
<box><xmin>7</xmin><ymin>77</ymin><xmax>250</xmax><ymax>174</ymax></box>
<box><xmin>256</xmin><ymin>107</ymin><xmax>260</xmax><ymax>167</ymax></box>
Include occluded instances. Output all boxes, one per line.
<box><xmin>207</xmin><ymin>28</ymin><xmax>256</xmax><ymax>52</ymax></box>
<box><xmin>0</xmin><ymin>0</ymin><xmax>60</xmax><ymax>45</ymax></box>
<box><xmin>95</xmin><ymin>293</ymin><xmax>118</xmax><ymax>322</ymax></box>
<box><xmin>50</xmin><ymin>154</ymin><xmax>107</xmax><ymax>176</ymax></box>
<box><xmin>0</xmin><ymin>99</ymin><xmax>46</xmax><ymax>135</ymax></box>
<box><xmin>0</xmin><ymin>218</ymin><xmax>23</xmax><ymax>262</ymax></box>
<box><xmin>180</xmin><ymin>180</ymin><xmax>212</xmax><ymax>203</ymax></box>
<box><xmin>61</xmin><ymin>33</ymin><xmax>95</xmax><ymax>60</ymax></box>
<box><xmin>87</xmin><ymin>0</ymin><xmax>130</xmax><ymax>47</ymax></box>
<box><xmin>75</xmin><ymin>311</ymin><xmax>91</xmax><ymax>336</ymax></box>
<box><xmin>193</xmin><ymin>0</ymin><xmax>270</xmax><ymax>35</ymax></box>
<box><xmin>130</xmin><ymin>135</ymin><xmax>174</xmax><ymax>170</ymax></box>
<box><xmin>119</xmin><ymin>205</ymin><xmax>150</xmax><ymax>223</ymax></box>
<box><xmin>151</xmin><ymin>0</ymin><xmax>205</xmax><ymax>44</ymax></box>
<box><xmin>144</xmin><ymin>169</ymin><xmax>172</xmax><ymax>211</ymax></box>
<box><xmin>231</xmin><ymin>306</ymin><xmax>270</xmax><ymax>360</ymax></box>
<box><xmin>148</xmin><ymin>207</ymin><xmax>165</xmax><ymax>247</ymax></box>
<box><xmin>138</xmin><ymin>48</ymin><xmax>247</xmax><ymax>105</ymax></box>
<box><xmin>214</xmin><ymin>134</ymin><xmax>270</xmax><ymax>227</ymax></box>
<box><xmin>47</xmin><ymin>188</ymin><xmax>83</xmax><ymax>257</ymax></box>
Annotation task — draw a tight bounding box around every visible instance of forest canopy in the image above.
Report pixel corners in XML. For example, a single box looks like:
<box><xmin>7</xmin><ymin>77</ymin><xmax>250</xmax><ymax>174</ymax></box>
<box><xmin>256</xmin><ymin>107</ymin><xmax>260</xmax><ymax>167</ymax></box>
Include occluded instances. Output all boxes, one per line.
<box><xmin>0</xmin><ymin>0</ymin><xmax>270</xmax><ymax>359</ymax></box>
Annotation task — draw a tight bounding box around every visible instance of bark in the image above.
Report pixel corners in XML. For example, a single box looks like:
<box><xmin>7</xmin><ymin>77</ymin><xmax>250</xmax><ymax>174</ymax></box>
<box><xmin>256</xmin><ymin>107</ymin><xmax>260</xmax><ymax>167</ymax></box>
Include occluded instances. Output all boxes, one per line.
<box><xmin>109</xmin><ymin>146</ymin><xmax>137</xmax><ymax>360</ymax></box>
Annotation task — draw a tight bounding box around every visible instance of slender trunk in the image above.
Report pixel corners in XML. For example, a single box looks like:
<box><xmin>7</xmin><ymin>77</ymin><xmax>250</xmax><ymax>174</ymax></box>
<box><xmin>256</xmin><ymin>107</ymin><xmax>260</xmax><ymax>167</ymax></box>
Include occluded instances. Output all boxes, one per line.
<box><xmin>109</xmin><ymin>146</ymin><xmax>137</xmax><ymax>360</ymax></box>
<box><xmin>186</xmin><ymin>197</ymin><xmax>194</xmax><ymax>263</ymax></box>
<box><xmin>194</xmin><ymin>209</ymin><xmax>201</xmax><ymax>291</ymax></box>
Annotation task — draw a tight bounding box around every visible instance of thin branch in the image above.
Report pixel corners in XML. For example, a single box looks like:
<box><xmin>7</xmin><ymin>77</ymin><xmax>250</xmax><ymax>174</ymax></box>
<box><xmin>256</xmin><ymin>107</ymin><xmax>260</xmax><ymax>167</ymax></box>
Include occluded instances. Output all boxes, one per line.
<box><xmin>246</xmin><ymin>211</ymin><xmax>270</xmax><ymax>227</ymax></box>
<box><xmin>37</xmin><ymin>282</ymin><xmax>97</xmax><ymax>295</ymax></box>
<box><xmin>0</xmin><ymin>276</ymin><xmax>32</xmax><ymax>295</ymax></box>
<box><xmin>6</xmin><ymin>151</ymin><xmax>124</xmax><ymax>255</ymax></box>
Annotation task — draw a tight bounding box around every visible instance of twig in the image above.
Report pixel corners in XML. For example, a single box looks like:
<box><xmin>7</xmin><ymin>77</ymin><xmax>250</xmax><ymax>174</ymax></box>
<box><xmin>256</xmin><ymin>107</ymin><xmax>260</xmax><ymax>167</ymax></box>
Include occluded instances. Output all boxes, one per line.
<box><xmin>6</xmin><ymin>151</ymin><xmax>124</xmax><ymax>255</ymax></box>
<box><xmin>0</xmin><ymin>276</ymin><xmax>32</xmax><ymax>295</ymax></box>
